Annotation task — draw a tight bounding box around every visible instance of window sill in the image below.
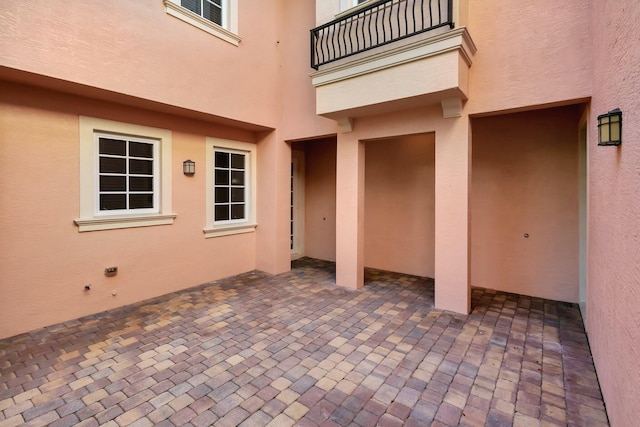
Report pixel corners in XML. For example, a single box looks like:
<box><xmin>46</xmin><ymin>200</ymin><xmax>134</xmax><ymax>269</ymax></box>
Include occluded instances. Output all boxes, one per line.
<box><xmin>74</xmin><ymin>214</ymin><xmax>177</xmax><ymax>232</ymax></box>
<box><xmin>203</xmin><ymin>223</ymin><xmax>257</xmax><ymax>238</ymax></box>
<box><xmin>164</xmin><ymin>0</ymin><xmax>241</xmax><ymax>46</ymax></box>
<box><xmin>336</xmin><ymin>0</ymin><xmax>376</xmax><ymax>19</ymax></box>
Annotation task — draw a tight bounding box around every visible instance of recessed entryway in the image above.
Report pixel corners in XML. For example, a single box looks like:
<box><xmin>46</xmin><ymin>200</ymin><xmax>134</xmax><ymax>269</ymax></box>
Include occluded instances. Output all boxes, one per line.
<box><xmin>471</xmin><ymin>104</ymin><xmax>585</xmax><ymax>303</ymax></box>
<box><xmin>364</xmin><ymin>133</ymin><xmax>435</xmax><ymax>278</ymax></box>
<box><xmin>290</xmin><ymin>137</ymin><xmax>338</xmax><ymax>264</ymax></box>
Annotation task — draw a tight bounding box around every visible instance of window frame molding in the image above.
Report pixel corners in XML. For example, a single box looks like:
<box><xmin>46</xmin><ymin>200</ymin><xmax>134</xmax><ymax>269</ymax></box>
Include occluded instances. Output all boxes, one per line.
<box><xmin>338</xmin><ymin>0</ymin><xmax>374</xmax><ymax>16</ymax></box>
<box><xmin>164</xmin><ymin>0</ymin><xmax>241</xmax><ymax>46</ymax></box>
<box><xmin>204</xmin><ymin>138</ymin><xmax>257</xmax><ymax>238</ymax></box>
<box><xmin>94</xmin><ymin>132</ymin><xmax>160</xmax><ymax>216</ymax></box>
<box><xmin>75</xmin><ymin>116</ymin><xmax>175</xmax><ymax>232</ymax></box>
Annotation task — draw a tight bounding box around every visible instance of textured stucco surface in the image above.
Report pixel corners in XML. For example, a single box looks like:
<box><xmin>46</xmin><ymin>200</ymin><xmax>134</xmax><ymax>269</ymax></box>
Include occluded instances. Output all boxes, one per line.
<box><xmin>332</xmin><ymin>105</ymin><xmax>473</xmax><ymax>313</ymax></box>
<box><xmin>315</xmin><ymin>50</ymin><xmax>464</xmax><ymax>117</ymax></box>
<box><xmin>2</xmin><ymin>4</ymin><xmax>639</xmax><ymax>422</ymax></box>
<box><xmin>471</xmin><ymin>106</ymin><xmax>581</xmax><ymax>303</ymax></box>
<box><xmin>365</xmin><ymin>134</ymin><xmax>436</xmax><ymax>278</ymax></box>
<box><xmin>281</xmin><ymin>0</ymin><xmax>336</xmax><ymax>140</ymax></box>
<box><xmin>302</xmin><ymin>138</ymin><xmax>338</xmax><ymax>262</ymax></box>
<box><xmin>468</xmin><ymin>0</ymin><xmax>591</xmax><ymax>114</ymax></box>
<box><xmin>587</xmin><ymin>1</ymin><xmax>640</xmax><ymax>426</ymax></box>
<box><xmin>0</xmin><ymin>0</ymin><xmax>309</xmax><ymax>339</ymax></box>
<box><xmin>335</xmin><ymin>132</ymin><xmax>366</xmax><ymax>289</ymax></box>
<box><xmin>0</xmin><ymin>85</ymin><xmax>259</xmax><ymax>339</ymax></box>
<box><xmin>0</xmin><ymin>0</ymin><xmax>284</xmax><ymax>127</ymax></box>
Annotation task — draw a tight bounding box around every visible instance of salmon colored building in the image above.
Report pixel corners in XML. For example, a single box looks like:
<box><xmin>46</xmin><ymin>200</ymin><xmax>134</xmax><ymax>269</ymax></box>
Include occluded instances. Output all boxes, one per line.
<box><xmin>0</xmin><ymin>1</ymin><xmax>638</xmax><ymax>425</ymax></box>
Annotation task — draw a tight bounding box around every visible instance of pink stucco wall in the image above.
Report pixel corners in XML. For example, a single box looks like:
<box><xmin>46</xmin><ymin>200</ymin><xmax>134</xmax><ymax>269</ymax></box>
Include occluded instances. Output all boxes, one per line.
<box><xmin>365</xmin><ymin>134</ymin><xmax>435</xmax><ymax>278</ymax></box>
<box><xmin>471</xmin><ymin>106</ymin><xmax>581</xmax><ymax>302</ymax></box>
<box><xmin>303</xmin><ymin>139</ymin><xmax>338</xmax><ymax>262</ymax></box>
<box><xmin>310</xmin><ymin>105</ymin><xmax>472</xmax><ymax>313</ymax></box>
<box><xmin>587</xmin><ymin>1</ymin><xmax>640</xmax><ymax>425</ymax></box>
<box><xmin>0</xmin><ymin>83</ymin><xmax>260</xmax><ymax>338</ymax></box>
<box><xmin>0</xmin><ymin>0</ymin><xmax>306</xmax><ymax>339</ymax></box>
<box><xmin>336</xmin><ymin>133</ymin><xmax>366</xmax><ymax>289</ymax></box>
<box><xmin>281</xmin><ymin>0</ymin><xmax>337</xmax><ymax>141</ymax></box>
<box><xmin>3</xmin><ymin>6</ymin><xmax>640</xmax><ymax>424</ymax></box>
<box><xmin>255</xmin><ymin>129</ymin><xmax>292</xmax><ymax>276</ymax></box>
<box><xmin>467</xmin><ymin>0</ymin><xmax>591</xmax><ymax>114</ymax></box>
<box><xmin>0</xmin><ymin>0</ymin><xmax>284</xmax><ymax>127</ymax></box>
<box><xmin>322</xmin><ymin>105</ymin><xmax>581</xmax><ymax>303</ymax></box>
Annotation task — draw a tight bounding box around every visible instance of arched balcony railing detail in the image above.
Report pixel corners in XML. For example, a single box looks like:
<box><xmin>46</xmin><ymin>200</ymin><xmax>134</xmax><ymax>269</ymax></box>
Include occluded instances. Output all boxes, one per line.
<box><xmin>311</xmin><ymin>0</ymin><xmax>454</xmax><ymax>70</ymax></box>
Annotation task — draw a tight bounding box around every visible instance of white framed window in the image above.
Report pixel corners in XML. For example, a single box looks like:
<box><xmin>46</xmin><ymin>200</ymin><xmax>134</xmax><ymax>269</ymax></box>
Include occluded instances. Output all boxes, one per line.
<box><xmin>340</xmin><ymin>0</ymin><xmax>371</xmax><ymax>12</ymax></box>
<box><xmin>95</xmin><ymin>133</ymin><xmax>159</xmax><ymax>215</ymax></box>
<box><xmin>164</xmin><ymin>0</ymin><xmax>240</xmax><ymax>46</ymax></box>
<box><xmin>214</xmin><ymin>148</ymin><xmax>247</xmax><ymax>224</ymax></box>
<box><xmin>180</xmin><ymin>0</ymin><xmax>225</xmax><ymax>26</ymax></box>
<box><xmin>204</xmin><ymin>138</ymin><xmax>256</xmax><ymax>238</ymax></box>
<box><xmin>75</xmin><ymin>117</ymin><xmax>175</xmax><ymax>232</ymax></box>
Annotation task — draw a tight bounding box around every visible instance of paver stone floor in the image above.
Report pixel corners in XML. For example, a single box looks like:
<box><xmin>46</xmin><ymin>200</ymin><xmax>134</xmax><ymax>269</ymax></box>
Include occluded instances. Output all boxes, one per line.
<box><xmin>0</xmin><ymin>258</ymin><xmax>608</xmax><ymax>426</ymax></box>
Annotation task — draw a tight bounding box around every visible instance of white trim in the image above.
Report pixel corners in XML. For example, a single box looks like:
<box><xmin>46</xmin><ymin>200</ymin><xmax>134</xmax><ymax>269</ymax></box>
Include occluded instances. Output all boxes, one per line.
<box><xmin>75</xmin><ymin>214</ymin><xmax>177</xmax><ymax>232</ymax></box>
<box><xmin>578</xmin><ymin>119</ymin><xmax>588</xmax><ymax>330</ymax></box>
<box><xmin>94</xmin><ymin>133</ymin><xmax>160</xmax><ymax>216</ymax></box>
<box><xmin>204</xmin><ymin>138</ymin><xmax>257</xmax><ymax>238</ymax></box>
<box><xmin>164</xmin><ymin>0</ymin><xmax>241</xmax><ymax>46</ymax></box>
<box><xmin>338</xmin><ymin>0</ymin><xmax>374</xmax><ymax>17</ymax></box>
<box><xmin>76</xmin><ymin>117</ymin><xmax>175</xmax><ymax>232</ymax></box>
<box><xmin>212</xmin><ymin>147</ymin><xmax>249</xmax><ymax>226</ymax></box>
<box><xmin>203</xmin><ymin>223</ymin><xmax>257</xmax><ymax>238</ymax></box>
<box><xmin>441</xmin><ymin>98</ymin><xmax>462</xmax><ymax>118</ymax></box>
<box><xmin>336</xmin><ymin>117</ymin><xmax>354</xmax><ymax>133</ymax></box>
<box><xmin>290</xmin><ymin>150</ymin><xmax>305</xmax><ymax>260</ymax></box>
<box><xmin>310</xmin><ymin>27</ymin><xmax>476</xmax><ymax>87</ymax></box>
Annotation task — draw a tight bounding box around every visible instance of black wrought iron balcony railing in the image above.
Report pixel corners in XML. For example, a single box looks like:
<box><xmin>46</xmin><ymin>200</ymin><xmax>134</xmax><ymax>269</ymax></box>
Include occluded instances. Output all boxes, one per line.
<box><xmin>311</xmin><ymin>0</ymin><xmax>454</xmax><ymax>70</ymax></box>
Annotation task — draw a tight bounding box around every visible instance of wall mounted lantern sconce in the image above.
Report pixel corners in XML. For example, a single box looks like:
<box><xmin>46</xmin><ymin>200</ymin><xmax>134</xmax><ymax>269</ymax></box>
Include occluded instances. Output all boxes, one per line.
<box><xmin>183</xmin><ymin>160</ymin><xmax>195</xmax><ymax>175</ymax></box>
<box><xmin>597</xmin><ymin>108</ymin><xmax>622</xmax><ymax>146</ymax></box>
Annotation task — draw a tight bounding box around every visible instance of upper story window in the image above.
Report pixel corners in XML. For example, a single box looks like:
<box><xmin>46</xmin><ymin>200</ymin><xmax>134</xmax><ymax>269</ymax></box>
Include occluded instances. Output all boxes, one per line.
<box><xmin>164</xmin><ymin>0</ymin><xmax>240</xmax><ymax>46</ymax></box>
<box><xmin>340</xmin><ymin>0</ymin><xmax>370</xmax><ymax>12</ymax></box>
<box><xmin>180</xmin><ymin>0</ymin><xmax>224</xmax><ymax>27</ymax></box>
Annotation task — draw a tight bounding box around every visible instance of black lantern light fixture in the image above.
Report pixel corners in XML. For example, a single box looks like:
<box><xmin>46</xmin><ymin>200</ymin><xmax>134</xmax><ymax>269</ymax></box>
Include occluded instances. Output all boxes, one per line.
<box><xmin>183</xmin><ymin>159</ymin><xmax>195</xmax><ymax>175</ymax></box>
<box><xmin>597</xmin><ymin>108</ymin><xmax>622</xmax><ymax>146</ymax></box>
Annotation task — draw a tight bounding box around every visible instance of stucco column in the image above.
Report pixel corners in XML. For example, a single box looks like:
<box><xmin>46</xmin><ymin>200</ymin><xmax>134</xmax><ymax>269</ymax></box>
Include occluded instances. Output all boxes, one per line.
<box><xmin>336</xmin><ymin>133</ymin><xmax>365</xmax><ymax>289</ymax></box>
<box><xmin>256</xmin><ymin>131</ymin><xmax>291</xmax><ymax>275</ymax></box>
<box><xmin>435</xmin><ymin>115</ymin><xmax>471</xmax><ymax>313</ymax></box>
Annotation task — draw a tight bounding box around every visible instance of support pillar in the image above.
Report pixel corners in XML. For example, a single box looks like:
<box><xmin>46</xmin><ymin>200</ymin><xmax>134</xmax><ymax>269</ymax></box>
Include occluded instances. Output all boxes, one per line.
<box><xmin>435</xmin><ymin>115</ymin><xmax>471</xmax><ymax>313</ymax></box>
<box><xmin>255</xmin><ymin>131</ymin><xmax>291</xmax><ymax>275</ymax></box>
<box><xmin>335</xmin><ymin>133</ymin><xmax>365</xmax><ymax>289</ymax></box>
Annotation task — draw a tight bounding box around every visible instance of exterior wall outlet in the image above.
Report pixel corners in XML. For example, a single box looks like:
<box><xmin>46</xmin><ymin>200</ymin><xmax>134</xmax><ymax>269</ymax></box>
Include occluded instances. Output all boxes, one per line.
<box><xmin>105</xmin><ymin>267</ymin><xmax>118</xmax><ymax>276</ymax></box>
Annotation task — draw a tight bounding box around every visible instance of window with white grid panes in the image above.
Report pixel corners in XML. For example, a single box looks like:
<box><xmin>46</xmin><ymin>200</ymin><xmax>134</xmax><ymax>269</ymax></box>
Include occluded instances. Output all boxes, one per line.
<box><xmin>164</xmin><ymin>0</ymin><xmax>239</xmax><ymax>45</ymax></box>
<box><xmin>339</xmin><ymin>0</ymin><xmax>373</xmax><ymax>13</ymax></box>
<box><xmin>179</xmin><ymin>0</ymin><xmax>224</xmax><ymax>26</ymax></box>
<box><xmin>203</xmin><ymin>139</ymin><xmax>255</xmax><ymax>238</ymax></box>
<box><xmin>96</xmin><ymin>133</ymin><xmax>159</xmax><ymax>215</ymax></box>
<box><xmin>214</xmin><ymin>148</ymin><xmax>247</xmax><ymax>223</ymax></box>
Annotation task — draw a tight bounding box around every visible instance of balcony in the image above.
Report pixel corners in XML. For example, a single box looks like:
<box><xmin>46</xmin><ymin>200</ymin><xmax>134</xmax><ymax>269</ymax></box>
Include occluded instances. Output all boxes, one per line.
<box><xmin>310</xmin><ymin>0</ymin><xmax>476</xmax><ymax>123</ymax></box>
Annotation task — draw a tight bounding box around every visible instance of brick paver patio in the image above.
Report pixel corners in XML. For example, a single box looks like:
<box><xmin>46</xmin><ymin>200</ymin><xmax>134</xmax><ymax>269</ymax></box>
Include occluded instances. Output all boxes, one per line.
<box><xmin>0</xmin><ymin>258</ymin><xmax>608</xmax><ymax>426</ymax></box>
